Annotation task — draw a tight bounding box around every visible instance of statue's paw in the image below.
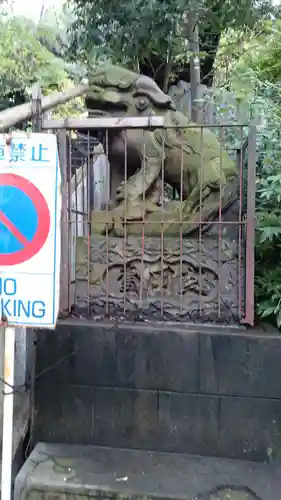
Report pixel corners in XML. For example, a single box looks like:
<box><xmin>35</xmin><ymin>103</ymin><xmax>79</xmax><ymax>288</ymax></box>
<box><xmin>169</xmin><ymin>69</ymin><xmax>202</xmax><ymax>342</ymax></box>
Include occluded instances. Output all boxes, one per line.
<box><xmin>116</xmin><ymin>181</ymin><xmax>128</xmax><ymax>202</ymax></box>
<box><xmin>91</xmin><ymin>210</ymin><xmax>114</xmax><ymax>234</ymax></box>
<box><xmin>116</xmin><ymin>171</ymin><xmax>143</xmax><ymax>201</ymax></box>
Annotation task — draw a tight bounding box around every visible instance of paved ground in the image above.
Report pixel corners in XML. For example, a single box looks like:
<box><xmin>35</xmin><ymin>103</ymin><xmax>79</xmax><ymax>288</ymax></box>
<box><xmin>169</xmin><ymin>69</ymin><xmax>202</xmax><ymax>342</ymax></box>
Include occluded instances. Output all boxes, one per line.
<box><xmin>14</xmin><ymin>443</ymin><xmax>281</xmax><ymax>500</ymax></box>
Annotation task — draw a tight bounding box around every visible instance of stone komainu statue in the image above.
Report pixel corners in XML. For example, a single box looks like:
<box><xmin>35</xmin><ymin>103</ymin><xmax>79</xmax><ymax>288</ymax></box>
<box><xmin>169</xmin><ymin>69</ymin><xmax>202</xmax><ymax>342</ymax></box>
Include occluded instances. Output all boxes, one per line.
<box><xmin>74</xmin><ymin>66</ymin><xmax>243</xmax><ymax>322</ymax></box>
<box><xmin>85</xmin><ymin>65</ymin><xmax>239</xmax><ymax>236</ymax></box>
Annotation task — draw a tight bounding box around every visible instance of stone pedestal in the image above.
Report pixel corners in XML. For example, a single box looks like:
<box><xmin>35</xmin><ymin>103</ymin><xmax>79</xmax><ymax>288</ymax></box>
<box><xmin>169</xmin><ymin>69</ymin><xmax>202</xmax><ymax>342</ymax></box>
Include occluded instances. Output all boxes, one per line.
<box><xmin>75</xmin><ymin>233</ymin><xmax>241</xmax><ymax>323</ymax></box>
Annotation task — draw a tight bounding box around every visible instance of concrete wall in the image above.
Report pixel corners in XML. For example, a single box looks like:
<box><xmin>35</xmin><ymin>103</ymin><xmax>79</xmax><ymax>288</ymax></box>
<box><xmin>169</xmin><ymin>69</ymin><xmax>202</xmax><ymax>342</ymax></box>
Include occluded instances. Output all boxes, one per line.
<box><xmin>32</xmin><ymin>322</ymin><xmax>281</xmax><ymax>462</ymax></box>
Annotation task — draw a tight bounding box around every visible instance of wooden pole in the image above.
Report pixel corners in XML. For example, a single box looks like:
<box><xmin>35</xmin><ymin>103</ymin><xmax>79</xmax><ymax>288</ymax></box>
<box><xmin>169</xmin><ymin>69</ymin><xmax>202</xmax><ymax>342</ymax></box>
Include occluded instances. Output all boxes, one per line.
<box><xmin>0</xmin><ymin>84</ymin><xmax>89</xmax><ymax>131</ymax></box>
<box><xmin>31</xmin><ymin>83</ymin><xmax>42</xmax><ymax>132</ymax></box>
<box><xmin>187</xmin><ymin>12</ymin><xmax>202</xmax><ymax>123</ymax></box>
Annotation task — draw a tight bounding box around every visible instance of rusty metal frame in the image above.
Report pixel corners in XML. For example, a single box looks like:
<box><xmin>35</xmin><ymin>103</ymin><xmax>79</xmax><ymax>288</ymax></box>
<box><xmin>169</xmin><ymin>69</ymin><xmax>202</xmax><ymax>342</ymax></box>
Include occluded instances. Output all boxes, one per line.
<box><xmin>42</xmin><ymin>117</ymin><xmax>165</xmax><ymax>130</ymax></box>
<box><xmin>57</xmin><ymin>130</ymin><xmax>73</xmax><ymax>314</ymax></box>
<box><xmin>240</xmin><ymin>125</ymin><xmax>256</xmax><ymax>326</ymax></box>
<box><xmin>41</xmin><ymin>119</ymin><xmax>256</xmax><ymax>326</ymax></box>
<box><xmin>41</xmin><ymin>118</ymin><xmax>249</xmax><ymax>130</ymax></box>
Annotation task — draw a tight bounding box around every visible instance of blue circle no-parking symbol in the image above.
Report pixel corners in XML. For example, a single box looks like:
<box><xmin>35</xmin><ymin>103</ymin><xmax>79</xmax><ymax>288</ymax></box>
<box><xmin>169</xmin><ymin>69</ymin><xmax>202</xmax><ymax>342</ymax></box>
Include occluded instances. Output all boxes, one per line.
<box><xmin>0</xmin><ymin>173</ymin><xmax>51</xmax><ymax>265</ymax></box>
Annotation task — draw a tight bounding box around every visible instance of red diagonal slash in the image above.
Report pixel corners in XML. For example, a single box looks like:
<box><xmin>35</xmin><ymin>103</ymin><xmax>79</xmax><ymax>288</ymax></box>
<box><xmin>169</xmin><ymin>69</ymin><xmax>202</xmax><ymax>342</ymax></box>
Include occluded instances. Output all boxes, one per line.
<box><xmin>0</xmin><ymin>209</ymin><xmax>29</xmax><ymax>247</ymax></box>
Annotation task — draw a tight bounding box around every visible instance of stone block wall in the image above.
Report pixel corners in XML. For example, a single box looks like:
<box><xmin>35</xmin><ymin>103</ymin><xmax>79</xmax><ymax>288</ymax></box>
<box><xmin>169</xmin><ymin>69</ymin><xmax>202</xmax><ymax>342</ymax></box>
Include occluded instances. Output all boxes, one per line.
<box><xmin>32</xmin><ymin>322</ymin><xmax>281</xmax><ymax>461</ymax></box>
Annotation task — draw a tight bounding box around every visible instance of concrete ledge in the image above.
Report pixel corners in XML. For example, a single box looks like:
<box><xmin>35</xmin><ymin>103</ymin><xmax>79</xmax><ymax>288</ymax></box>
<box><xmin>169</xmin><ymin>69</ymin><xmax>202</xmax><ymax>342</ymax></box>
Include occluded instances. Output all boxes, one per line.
<box><xmin>33</xmin><ymin>323</ymin><xmax>281</xmax><ymax>461</ymax></box>
<box><xmin>35</xmin><ymin>323</ymin><xmax>281</xmax><ymax>397</ymax></box>
<box><xmin>15</xmin><ymin>442</ymin><xmax>281</xmax><ymax>500</ymax></box>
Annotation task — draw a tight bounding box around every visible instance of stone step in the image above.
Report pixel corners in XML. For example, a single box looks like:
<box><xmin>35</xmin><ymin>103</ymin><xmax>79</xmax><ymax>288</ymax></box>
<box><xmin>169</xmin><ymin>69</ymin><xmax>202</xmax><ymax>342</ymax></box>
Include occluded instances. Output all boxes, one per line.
<box><xmin>14</xmin><ymin>442</ymin><xmax>281</xmax><ymax>500</ymax></box>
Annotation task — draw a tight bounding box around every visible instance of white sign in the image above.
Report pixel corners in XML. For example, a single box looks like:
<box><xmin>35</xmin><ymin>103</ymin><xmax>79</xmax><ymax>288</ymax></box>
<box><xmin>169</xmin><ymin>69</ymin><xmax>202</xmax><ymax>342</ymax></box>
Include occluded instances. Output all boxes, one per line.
<box><xmin>0</xmin><ymin>132</ymin><xmax>61</xmax><ymax>328</ymax></box>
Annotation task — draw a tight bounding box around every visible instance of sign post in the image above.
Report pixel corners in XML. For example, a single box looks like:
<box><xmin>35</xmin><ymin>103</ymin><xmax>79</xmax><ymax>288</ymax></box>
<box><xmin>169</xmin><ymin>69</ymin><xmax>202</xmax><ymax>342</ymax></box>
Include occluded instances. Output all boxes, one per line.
<box><xmin>0</xmin><ymin>132</ymin><xmax>61</xmax><ymax>500</ymax></box>
<box><xmin>1</xmin><ymin>325</ymin><xmax>15</xmax><ymax>500</ymax></box>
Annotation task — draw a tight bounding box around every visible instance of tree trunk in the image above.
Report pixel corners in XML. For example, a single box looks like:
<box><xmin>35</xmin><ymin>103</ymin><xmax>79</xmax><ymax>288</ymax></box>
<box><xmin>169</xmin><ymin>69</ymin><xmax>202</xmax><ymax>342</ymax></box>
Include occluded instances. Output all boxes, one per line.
<box><xmin>163</xmin><ymin>43</ymin><xmax>173</xmax><ymax>93</ymax></box>
<box><xmin>187</xmin><ymin>11</ymin><xmax>202</xmax><ymax>123</ymax></box>
<box><xmin>140</xmin><ymin>30</ymin><xmax>220</xmax><ymax>91</ymax></box>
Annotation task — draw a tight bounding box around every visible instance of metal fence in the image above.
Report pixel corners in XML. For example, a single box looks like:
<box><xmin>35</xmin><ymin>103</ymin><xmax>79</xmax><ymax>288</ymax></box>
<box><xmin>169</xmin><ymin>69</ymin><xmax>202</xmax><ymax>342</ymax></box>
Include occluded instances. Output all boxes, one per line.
<box><xmin>40</xmin><ymin>117</ymin><xmax>256</xmax><ymax>326</ymax></box>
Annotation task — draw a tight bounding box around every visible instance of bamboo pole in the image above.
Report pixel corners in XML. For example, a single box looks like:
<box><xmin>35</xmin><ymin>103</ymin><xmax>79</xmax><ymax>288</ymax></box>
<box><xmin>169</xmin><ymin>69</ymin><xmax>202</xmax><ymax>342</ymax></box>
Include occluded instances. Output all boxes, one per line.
<box><xmin>0</xmin><ymin>84</ymin><xmax>89</xmax><ymax>131</ymax></box>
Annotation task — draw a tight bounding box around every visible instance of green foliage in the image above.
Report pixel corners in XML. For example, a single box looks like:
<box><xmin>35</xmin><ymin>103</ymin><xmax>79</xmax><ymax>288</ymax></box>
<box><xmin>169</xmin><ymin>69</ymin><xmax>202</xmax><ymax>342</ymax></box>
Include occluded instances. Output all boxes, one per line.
<box><xmin>36</xmin><ymin>6</ymin><xmax>87</xmax><ymax>84</ymax></box>
<box><xmin>215</xmin><ymin>28</ymin><xmax>256</xmax><ymax>87</ymax></box>
<box><xmin>212</xmin><ymin>32</ymin><xmax>281</xmax><ymax>327</ymax></box>
<box><xmin>233</xmin><ymin>20</ymin><xmax>281</xmax><ymax>84</ymax></box>
<box><xmin>215</xmin><ymin>19</ymin><xmax>281</xmax><ymax>90</ymax></box>
<box><xmin>37</xmin><ymin>4</ymin><xmax>76</xmax><ymax>59</ymax></box>
<box><xmin>67</xmin><ymin>0</ymin><xmax>277</xmax><ymax>81</ymax></box>
<box><xmin>0</xmin><ymin>12</ymin><xmax>84</xmax><ymax>117</ymax></box>
<box><xmin>197</xmin><ymin>66</ymin><xmax>281</xmax><ymax>327</ymax></box>
<box><xmin>253</xmin><ymin>85</ymin><xmax>281</xmax><ymax>327</ymax></box>
<box><xmin>0</xmin><ymin>15</ymin><xmax>69</xmax><ymax>103</ymax></box>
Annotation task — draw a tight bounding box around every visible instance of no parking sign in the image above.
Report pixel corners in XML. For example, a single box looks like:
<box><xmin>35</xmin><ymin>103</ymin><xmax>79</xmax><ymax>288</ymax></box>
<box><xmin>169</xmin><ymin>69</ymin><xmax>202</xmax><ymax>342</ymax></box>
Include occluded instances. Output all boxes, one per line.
<box><xmin>0</xmin><ymin>133</ymin><xmax>61</xmax><ymax>328</ymax></box>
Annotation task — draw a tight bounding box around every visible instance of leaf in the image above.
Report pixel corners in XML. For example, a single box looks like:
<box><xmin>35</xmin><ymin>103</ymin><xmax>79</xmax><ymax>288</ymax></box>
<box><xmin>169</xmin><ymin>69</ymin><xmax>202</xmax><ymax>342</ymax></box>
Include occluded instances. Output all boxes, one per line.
<box><xmin>259</xmin><ymin>305</ymin><xmax>277</xmax><ymax>318</ymax></box>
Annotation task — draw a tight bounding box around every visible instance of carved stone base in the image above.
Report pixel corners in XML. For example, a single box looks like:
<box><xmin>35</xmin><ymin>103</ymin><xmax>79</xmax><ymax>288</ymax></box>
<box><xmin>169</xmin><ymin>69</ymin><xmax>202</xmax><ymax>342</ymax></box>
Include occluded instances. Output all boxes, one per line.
<box><xmin>75</xmin><ymin>234</ymin><xmax>242</xmax><ymax>324</ymax></box>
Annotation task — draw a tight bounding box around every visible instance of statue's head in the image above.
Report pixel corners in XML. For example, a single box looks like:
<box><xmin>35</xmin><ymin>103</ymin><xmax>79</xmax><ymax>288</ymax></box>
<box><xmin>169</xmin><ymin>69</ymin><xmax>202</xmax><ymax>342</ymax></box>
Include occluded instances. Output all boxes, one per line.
<box><xmin>86</xmin><ymin>65</ymin><xmax>176</xmax><ymax>115</ymax></box>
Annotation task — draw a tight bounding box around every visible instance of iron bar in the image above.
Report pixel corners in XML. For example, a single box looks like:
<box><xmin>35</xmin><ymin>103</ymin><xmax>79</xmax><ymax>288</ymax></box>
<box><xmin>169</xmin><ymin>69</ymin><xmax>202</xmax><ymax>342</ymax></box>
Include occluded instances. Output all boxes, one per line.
<box><xmin>241</xmin><ymin>125</ymin><xmax>256</xmax><ymax>326</ymax></box>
